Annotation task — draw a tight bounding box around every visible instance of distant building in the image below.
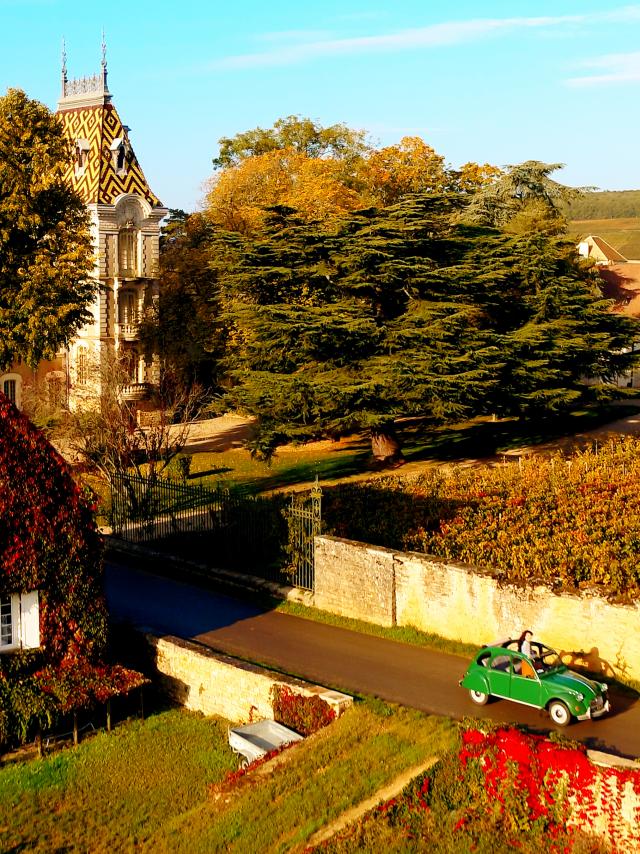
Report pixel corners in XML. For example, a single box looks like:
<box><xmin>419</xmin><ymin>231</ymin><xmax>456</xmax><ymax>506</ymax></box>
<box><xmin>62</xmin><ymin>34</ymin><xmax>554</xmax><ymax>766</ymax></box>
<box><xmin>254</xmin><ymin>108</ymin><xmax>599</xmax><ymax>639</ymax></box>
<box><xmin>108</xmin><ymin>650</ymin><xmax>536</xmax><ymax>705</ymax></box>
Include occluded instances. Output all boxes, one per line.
<box><xmin>0</xmin><ymin>43</ymin><xmax>167</xmax><ymax>415</ymax></box>
<box><xmin>579</xmin><ymin>234</ymin><xmax>640</xmax><ymax>389</ymax></box>
<box><xmin>577</xmin><ymin>235</ymin><xmax>628</xmax><ymax>265</ymax></box>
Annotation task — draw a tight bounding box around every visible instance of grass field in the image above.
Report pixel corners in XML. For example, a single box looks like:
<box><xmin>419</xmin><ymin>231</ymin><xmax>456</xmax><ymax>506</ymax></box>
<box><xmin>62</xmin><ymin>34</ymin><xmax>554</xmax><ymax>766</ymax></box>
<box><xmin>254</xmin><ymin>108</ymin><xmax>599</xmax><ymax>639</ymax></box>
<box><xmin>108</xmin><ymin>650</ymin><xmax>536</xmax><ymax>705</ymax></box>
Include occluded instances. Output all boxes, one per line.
<box><xmin>180</xmin><ymin>404</ymin><xmax>640</xmax><ymax>496</ymax></box>
<box><xmin>0</xmin><ymin>703</ymin><xmax>457</xmax><ymax>853</ymax></box>
<box><xmin>570</xmin><ymin>216</ymin><xmax>640</xmax><ymax>259</ymax></box>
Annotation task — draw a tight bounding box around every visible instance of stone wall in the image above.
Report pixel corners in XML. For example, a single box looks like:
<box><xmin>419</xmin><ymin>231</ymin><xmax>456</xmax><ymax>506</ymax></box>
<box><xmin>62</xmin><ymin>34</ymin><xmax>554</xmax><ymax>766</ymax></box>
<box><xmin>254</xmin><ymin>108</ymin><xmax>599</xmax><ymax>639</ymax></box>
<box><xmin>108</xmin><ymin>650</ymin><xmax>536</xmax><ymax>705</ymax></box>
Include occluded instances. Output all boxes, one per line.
<box><xmin>314</xmin><ymin>536</ymin><xmax>396</xmax><ymax>627</ymax></box>
<box><xmin>147</xmin><ymin>634</ymin><xmax>352</xmax><ymax>723</ymax></box>
<box><xmin>313</xmin><ymin>536</ymin><xmax>640</xmax><ymax>683</ymax></box>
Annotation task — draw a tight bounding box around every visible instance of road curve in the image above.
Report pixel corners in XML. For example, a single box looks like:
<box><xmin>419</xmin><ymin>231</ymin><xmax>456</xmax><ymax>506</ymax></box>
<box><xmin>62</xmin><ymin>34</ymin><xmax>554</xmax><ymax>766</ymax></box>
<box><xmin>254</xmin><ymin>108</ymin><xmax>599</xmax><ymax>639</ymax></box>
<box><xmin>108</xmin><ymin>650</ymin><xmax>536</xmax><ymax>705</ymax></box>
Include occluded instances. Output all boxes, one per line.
<box><xmin>105</xmin><ymin>560</ymin><xmax>640</xmax><ymax>759</ymax></box>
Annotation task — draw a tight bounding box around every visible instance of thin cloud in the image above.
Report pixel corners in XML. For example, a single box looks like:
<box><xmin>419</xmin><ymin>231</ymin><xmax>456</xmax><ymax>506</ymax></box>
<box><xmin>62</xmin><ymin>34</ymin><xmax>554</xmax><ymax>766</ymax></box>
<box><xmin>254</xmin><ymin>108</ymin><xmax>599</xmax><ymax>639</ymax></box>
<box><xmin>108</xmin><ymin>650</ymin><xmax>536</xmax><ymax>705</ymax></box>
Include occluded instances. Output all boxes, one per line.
<box><xmin>211</xmin><ymin>7</ymin><xmax>640</xmax><ymax>71</ymax></box>
<box><xmin>566</xmin><ymin>51</ymin><xmax>640</xmax><ymax>86</ymax></box>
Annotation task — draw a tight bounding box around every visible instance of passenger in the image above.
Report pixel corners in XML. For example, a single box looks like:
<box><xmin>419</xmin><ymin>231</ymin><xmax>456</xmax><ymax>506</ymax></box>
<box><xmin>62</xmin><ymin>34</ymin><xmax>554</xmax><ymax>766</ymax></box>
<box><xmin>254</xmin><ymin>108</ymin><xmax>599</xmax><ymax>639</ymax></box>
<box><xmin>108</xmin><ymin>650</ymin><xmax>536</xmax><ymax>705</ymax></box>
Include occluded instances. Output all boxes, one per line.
<box><xmin>517</xmin><ymin>629</ymin><xmax>533</xmax><ymax>659</ymax></box>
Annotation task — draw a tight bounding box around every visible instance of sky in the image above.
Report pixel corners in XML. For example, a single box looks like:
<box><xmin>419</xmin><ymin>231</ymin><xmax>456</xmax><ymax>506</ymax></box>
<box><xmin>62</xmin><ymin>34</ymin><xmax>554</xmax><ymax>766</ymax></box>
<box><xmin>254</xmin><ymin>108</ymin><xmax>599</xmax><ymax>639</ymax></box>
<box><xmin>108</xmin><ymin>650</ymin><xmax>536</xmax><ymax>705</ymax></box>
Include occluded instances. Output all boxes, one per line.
<box><xmin>1</xmin><ymin>0</ymin><xmax>639</xmax><ymax>211</ymax></box>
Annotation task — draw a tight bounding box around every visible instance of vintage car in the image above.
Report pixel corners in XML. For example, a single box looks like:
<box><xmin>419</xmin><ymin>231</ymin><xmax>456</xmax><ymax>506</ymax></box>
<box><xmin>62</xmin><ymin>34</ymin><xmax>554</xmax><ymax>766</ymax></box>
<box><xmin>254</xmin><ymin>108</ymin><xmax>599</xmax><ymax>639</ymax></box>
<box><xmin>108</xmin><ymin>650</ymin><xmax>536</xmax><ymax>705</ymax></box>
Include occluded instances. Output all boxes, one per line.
<box><xmin>459</xmin><ymin>639</ymin><xmax>610</xmax><ymax>726</ymax></box>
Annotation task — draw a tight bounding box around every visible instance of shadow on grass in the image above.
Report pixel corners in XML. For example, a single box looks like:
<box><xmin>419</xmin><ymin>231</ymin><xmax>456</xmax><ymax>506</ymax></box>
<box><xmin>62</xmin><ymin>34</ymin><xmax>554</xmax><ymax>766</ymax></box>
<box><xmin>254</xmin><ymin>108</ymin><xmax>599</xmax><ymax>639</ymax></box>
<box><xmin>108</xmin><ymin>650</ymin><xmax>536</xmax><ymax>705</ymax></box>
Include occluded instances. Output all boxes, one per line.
<box><xmin>400</xmin><ymin>404</ymin><xmax>640</xmax><ymax>465</ymax></box>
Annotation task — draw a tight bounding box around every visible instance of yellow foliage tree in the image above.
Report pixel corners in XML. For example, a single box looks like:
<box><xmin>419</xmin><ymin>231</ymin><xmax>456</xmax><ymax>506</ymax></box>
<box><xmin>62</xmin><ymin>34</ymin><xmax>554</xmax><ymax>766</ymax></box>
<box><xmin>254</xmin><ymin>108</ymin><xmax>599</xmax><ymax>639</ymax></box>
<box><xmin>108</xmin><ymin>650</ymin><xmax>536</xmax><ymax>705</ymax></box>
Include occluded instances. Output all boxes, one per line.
<box><xmin>205</xmin><ymin>148</ymin><xmax>362</xmax><ymax>233</ymax></box>
<box><xmin>359</xmin><ymin>136</ymin><xmax>449</xmax><ymax>206</ymax></box>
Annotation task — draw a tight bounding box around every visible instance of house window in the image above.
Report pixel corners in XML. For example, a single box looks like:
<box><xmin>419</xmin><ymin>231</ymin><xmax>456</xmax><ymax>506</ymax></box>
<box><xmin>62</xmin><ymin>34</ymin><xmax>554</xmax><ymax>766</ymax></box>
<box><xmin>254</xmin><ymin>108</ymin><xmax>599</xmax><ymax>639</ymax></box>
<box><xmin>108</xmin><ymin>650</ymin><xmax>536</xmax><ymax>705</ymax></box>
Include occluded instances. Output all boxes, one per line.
<box><xmin>1</xmin><ymin>373</ymin><xmax>22</xmax><ymax>409</ymax></box>
<box><xmin>0</xmin><ymin>591</ymin><xmax>39</xmax><ymax>652</ymax></box>
<box><xmin>118</xmin><ymin>229</ymin><xmax>138</xmax><ymax>277</ymax></box>
<box><xmin>0</xmin><ymin>597</ymin><xmax>13</xmax><ymax>647</ymax></box>
<box><xmin>76</xmin><ymin>346</ymin><xmax>89</xmax><ymax>385</ymax></box>
<box><xmin>3</xmin><ymin>379</ymin><xmax>16</xmax><ymax>405</ymax></box>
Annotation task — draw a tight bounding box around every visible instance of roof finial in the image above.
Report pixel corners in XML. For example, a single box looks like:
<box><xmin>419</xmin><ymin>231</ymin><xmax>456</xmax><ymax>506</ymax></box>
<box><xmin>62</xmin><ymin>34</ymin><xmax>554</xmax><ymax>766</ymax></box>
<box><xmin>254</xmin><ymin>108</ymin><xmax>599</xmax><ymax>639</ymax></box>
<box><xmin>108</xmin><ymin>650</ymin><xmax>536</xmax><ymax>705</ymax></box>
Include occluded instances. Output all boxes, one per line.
<box><xmin>61</xmin><ymin>37</ymin><xmax>67</xmax><ymax>97</ymax></box>
<box><xmin>101</xmin><ymin>28</ymin><xmax>108</xmax><ymax>90</ymax></box>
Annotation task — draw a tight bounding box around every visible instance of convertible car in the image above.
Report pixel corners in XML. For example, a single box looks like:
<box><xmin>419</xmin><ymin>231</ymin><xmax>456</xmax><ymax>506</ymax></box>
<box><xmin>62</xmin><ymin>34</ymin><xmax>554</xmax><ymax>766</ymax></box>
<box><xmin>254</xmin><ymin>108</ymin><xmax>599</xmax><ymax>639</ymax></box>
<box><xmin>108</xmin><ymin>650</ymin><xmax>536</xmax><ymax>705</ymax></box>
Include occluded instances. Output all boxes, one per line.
<box><xmin>459</xmin><ymin>639</ymin><xmax>610</xmax><ymax>726</ymax></box>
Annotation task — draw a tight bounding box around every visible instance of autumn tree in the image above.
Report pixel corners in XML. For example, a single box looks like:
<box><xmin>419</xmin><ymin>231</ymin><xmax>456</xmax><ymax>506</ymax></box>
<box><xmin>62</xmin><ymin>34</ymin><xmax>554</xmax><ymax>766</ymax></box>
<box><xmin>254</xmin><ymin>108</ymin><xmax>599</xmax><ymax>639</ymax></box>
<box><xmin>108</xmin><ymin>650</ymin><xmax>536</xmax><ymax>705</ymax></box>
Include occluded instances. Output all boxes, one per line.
<box><xmin>212</xmin><ymin>114</ymin><xmax>369</xmax><ymax>169</ymax></box>
<box><xmin>206</xmin><ymin>148</ymin><xmax>363</xmax><ymax>233</ymax></box>
<box><xmin>0</xmin><ymin>89</ymin><xmax>95</xmax><ymax>369</ymax></box>
<box><xmin>139</xmin><ymin>211</ymin><xmax>223</xmax><ymax>391</ymax></box>
<box><xmin>360</xmin><ymin>136</ymin><xmax>450</xmax><ymax>206</ymax></box>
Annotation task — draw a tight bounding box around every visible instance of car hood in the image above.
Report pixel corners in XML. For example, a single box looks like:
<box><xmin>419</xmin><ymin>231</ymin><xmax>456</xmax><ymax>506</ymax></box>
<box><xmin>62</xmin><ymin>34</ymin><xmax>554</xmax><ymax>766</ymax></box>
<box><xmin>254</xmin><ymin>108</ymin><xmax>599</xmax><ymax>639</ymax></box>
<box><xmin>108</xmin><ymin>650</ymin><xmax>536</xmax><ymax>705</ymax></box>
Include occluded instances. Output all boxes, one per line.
<box><xmin>542</xmin><ymin>669</ymin><xmax>602</xmax><ymax>698</ymax></box>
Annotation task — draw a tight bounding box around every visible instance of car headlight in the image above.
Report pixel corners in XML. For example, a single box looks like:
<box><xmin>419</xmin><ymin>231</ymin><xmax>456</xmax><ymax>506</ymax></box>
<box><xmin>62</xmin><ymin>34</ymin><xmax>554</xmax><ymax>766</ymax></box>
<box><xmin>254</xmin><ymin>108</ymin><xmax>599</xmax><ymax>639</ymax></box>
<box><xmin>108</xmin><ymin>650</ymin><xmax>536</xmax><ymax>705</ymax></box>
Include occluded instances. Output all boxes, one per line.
<box><xmin>575</xmin><ymin>693</ymin><xmax>584</xmax><ymax>702</ymax></box>
<box><xmin>600</xmin><ymin>683</ymin><xmax>608</xmax><ymax>692</ymax></box>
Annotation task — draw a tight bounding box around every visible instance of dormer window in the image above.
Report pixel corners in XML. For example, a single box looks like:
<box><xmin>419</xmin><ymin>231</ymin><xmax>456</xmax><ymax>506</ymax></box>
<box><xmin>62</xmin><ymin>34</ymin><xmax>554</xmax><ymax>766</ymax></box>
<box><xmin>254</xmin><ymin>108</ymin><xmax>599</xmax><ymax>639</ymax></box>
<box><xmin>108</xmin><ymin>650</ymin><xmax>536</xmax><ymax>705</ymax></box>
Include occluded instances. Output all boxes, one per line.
<box><xmin>75</xmin><ymin>139</ymin><xmax>90</xmax><ymax>176</ymax></box>
<box><xmin>110</xmin><ymin>137</ymin><xmax>130</xmax><ymax>176</ymax></box>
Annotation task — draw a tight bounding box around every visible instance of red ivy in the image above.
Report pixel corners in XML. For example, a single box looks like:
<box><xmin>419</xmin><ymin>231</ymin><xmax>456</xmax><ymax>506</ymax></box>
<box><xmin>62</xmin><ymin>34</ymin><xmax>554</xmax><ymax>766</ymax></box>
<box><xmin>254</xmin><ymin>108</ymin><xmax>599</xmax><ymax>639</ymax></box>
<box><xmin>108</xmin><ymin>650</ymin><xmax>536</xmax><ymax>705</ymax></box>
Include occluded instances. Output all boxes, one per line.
<box><xmin>270</xmin><ymin>684</ymin><xmax>336</xmax><ymax>736</ymax></box>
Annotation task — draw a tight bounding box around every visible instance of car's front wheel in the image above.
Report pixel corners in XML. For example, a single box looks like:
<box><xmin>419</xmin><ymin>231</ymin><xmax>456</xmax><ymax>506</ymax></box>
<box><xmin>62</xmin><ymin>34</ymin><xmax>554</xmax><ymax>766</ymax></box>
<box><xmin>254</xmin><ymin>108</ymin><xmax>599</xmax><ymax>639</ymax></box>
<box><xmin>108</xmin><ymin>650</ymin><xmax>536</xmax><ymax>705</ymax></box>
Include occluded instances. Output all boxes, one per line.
<box><xmin>469</xmin><ymin>689</ymin><xmax>489</xmax><ymax>706</ymax></box>
<box><xmin>549</xmin><ymin>700</ymin><xmax>571</xmax><ymax>727</ymax></box>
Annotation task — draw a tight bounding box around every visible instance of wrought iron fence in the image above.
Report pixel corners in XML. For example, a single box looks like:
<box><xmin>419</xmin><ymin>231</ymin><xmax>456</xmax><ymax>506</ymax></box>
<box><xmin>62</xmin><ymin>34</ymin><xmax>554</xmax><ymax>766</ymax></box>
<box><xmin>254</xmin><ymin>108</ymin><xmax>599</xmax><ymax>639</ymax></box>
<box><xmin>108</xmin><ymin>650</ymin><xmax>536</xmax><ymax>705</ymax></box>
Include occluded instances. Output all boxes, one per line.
<box><xmin>108</xmin><ymin>473</ymin><xmax>321</xmax><ymax>591</ymax></box>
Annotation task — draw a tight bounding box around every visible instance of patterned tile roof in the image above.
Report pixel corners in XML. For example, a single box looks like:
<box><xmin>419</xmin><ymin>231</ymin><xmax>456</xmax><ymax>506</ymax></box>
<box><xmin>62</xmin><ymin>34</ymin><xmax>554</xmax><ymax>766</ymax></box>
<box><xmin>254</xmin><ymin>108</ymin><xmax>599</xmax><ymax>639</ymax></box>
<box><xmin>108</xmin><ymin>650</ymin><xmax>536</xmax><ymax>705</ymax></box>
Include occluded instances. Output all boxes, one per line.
<box><xmin>57</xmin><ymin>101</ymin><xmax>162</xmax><ymax>207</ymax></box>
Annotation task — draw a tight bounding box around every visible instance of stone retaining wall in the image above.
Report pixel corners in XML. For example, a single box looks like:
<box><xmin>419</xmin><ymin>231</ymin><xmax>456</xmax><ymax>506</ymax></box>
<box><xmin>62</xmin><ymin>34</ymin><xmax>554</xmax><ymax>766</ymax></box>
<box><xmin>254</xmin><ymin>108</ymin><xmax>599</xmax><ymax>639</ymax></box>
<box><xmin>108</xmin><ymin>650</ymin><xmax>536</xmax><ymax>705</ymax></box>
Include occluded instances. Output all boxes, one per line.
<box><xmin>146</xmin><ymin>634</ymin><xmax>352</xmax><ymax>723</ymax></box>
<box><xmin>313</xmin><ymin>536</ymin><xmax>640</xmax><ymax>683</ymax></box>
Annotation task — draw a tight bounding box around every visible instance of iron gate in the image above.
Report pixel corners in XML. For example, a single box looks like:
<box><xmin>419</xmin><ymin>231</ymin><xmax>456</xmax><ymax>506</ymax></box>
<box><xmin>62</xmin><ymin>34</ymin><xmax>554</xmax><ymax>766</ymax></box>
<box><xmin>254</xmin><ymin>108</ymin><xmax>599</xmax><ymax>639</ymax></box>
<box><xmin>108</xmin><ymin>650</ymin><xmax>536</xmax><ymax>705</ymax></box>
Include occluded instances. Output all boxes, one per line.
<box><xmin>285</xmin><ymin>478</ymin><xmax>322</xmax><ymax>591</ymax></box>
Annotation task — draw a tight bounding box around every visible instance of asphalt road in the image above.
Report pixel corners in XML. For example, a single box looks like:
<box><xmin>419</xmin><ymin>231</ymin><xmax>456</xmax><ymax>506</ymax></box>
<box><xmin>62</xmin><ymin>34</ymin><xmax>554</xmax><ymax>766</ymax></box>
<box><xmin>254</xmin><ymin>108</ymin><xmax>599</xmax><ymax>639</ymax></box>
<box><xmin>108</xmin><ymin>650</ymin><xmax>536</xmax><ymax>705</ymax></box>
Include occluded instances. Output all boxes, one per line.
<box><xmin>105</xmin><ymin>559</ymin><xmax>640</xmax><ymax>759</ymax></box>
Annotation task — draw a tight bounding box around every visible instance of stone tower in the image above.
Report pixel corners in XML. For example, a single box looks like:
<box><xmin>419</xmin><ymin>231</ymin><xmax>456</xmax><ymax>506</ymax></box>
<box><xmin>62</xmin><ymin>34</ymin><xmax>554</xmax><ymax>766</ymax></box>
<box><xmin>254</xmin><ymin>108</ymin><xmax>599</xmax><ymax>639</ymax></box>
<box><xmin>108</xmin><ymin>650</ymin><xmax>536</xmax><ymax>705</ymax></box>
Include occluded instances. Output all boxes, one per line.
<box><xmin>56</xmin><ymin>40</ymin><xmax>167</xmax><ymax>412</ymax></box>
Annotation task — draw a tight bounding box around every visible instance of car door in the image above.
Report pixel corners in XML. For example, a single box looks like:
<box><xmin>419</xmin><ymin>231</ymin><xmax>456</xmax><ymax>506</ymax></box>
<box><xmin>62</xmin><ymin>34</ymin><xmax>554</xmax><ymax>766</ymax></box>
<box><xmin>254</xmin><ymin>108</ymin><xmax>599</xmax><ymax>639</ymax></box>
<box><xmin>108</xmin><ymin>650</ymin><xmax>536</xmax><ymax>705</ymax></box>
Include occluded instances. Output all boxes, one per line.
<box><xmin>511</xmin><ymin>654</ymin><xmax>542</xmax><ymax>707</ymax></box>
<box><xmin>487</xmin><ymin>651</ymin><xmax>512</xmax><ymax>698</ymax></box>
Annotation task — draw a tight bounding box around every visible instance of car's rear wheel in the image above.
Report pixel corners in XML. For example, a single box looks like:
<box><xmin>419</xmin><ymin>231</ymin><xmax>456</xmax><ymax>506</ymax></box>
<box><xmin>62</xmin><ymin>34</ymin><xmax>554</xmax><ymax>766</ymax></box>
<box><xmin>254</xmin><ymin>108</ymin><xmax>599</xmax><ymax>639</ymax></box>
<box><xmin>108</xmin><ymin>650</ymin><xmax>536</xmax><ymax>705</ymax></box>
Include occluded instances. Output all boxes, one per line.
<box><xmin>469</xmin><ymin>689</ymin><xmax>489</xmax><ymax>706</ymax></box>
<box><xmin>549</xmin><ymin>700</ymin><xmax>571</xmax><ymax>727</ymax></box>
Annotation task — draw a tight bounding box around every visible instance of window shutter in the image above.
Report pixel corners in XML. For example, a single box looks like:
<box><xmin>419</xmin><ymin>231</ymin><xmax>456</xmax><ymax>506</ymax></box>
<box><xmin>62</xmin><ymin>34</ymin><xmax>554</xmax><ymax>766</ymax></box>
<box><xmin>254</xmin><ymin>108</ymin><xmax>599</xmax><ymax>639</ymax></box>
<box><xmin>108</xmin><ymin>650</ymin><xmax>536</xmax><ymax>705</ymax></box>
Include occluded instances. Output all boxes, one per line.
<box><xmin>19</xmin><ymin>591</ymin><xmax>40</xmax><ymax>649</ymax></box>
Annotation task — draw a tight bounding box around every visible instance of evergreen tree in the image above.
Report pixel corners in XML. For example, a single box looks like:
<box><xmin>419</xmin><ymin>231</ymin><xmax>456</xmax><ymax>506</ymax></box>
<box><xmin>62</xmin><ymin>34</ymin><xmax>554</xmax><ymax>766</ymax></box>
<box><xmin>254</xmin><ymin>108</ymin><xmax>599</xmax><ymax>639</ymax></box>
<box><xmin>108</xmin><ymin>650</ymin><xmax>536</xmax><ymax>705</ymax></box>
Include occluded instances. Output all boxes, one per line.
<box><xmin>212</xmin><ymin>194</ymin><xmax>639</xmax><ymax>461</ymax></box>
<box><xmin>0</xmin><ymin>89</ymin><xmax>94</xmax><ymax>369</ymax></box>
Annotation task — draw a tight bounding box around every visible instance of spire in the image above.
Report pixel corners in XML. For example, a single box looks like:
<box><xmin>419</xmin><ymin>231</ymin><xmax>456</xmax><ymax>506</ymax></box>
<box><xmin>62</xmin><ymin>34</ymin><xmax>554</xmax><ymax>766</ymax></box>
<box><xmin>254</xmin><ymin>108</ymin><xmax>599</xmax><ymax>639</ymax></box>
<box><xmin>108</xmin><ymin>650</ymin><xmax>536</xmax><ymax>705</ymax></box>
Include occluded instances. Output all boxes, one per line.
<box><xmin>61</xmin><ymin>37</ymin><xmax>67</xmax><ymax>98</ymax></box>
<box><xmin>101</xmin><ymin>28</ymin><xmax>108</xmax><ymax>90</ymax></box>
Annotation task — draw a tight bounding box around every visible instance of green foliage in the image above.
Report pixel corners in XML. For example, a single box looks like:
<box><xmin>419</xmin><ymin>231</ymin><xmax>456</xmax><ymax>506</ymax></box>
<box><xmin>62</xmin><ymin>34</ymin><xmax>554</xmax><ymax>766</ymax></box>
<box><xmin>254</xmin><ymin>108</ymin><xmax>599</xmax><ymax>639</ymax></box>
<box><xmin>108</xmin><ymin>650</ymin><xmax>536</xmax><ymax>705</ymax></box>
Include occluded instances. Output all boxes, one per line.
<box><xmin>0</xmin><ymin>89</ymin><xmax>95</xmax><ymax>369</ymax></box>
<box><xmin>0</xmin><ymin>709</ymin><xmax>237</xmax><ymax>852</ymax></box>
<box><xmin>463</xmin><ymin>160</ymin><xmax>586</xmax><ymax>232</ymax></box>
<box><xmin>213</xmin><ymin>114</ymin><xmax>370</xmax><ymax>169</ymax></box>
<box><xmin>212</xmin><ymin>193</ymin><xmax>638</xmax><ymax>457</ymax></box>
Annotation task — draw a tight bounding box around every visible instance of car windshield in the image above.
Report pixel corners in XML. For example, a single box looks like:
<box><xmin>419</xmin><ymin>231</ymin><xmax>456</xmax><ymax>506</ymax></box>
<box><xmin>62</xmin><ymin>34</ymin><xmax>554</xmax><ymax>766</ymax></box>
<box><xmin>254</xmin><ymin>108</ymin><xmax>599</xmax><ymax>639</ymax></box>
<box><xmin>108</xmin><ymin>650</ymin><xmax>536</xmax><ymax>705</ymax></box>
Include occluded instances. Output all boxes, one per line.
<box><xmin>530</xmin><ymin>644</ymin><xmax>562</xmax><ymax>670</ymax></box>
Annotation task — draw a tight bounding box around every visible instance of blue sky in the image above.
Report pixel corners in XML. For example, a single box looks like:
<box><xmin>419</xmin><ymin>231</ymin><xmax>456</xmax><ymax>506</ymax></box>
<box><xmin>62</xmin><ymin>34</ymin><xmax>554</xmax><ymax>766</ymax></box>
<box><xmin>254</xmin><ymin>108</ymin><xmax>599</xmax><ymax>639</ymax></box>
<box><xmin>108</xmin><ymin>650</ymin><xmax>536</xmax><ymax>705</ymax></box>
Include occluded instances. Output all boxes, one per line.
<box><xmin>1</xmin><ymin>0</ymin><xmax>639</xmax><ymax>211</ymax></box>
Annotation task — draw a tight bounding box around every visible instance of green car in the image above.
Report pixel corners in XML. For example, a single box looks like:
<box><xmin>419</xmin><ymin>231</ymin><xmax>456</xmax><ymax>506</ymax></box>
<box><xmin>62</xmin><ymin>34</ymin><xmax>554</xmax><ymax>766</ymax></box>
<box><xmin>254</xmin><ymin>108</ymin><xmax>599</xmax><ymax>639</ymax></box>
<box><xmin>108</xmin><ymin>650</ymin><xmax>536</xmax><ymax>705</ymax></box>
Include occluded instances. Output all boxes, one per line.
<box><xmin>459</xmin><ymin>639</ymin><xmax>610</xmax><ymax>726</ymax></box>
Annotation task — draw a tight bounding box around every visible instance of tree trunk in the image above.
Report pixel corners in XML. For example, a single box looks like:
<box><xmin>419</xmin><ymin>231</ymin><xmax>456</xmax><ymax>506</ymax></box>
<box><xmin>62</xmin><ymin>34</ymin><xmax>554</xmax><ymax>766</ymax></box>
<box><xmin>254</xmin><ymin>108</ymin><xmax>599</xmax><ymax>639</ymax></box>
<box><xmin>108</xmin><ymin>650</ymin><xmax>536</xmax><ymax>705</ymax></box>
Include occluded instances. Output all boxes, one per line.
<box><xmin>370</xmin><ymin>428</ymin><xmax>404</xmax><ymax>467</ymax></box>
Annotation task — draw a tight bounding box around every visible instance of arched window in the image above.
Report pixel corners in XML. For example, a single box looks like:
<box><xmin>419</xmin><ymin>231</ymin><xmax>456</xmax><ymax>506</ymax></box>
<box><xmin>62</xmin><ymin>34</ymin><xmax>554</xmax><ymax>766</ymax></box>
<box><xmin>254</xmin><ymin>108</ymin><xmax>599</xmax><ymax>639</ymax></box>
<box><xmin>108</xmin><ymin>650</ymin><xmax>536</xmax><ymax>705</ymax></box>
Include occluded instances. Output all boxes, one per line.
<box><xmin>118</xmin><ymin>228</ymin><xmax>138</xmax><ymax>277</ymax></box>
<box><xmin>0</xmin><ymin>373</ymin><xmax>22</xmax><ymax>409</ymax></box>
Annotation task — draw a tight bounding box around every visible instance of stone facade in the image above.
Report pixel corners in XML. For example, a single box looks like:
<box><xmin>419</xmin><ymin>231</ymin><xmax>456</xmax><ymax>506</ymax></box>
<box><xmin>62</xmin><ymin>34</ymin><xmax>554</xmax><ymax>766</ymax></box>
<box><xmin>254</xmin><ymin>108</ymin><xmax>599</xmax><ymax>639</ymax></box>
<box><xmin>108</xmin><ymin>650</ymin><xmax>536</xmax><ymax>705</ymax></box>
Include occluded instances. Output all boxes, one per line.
<box><xmin>314</xmin><ymin>535</ymin><xmax>640</xmax><ymax>684</ymax></box>
<box><xmin>147</xmin><ymin>634</ymin><xmax>352</xmax><ymax>723</ymax></box>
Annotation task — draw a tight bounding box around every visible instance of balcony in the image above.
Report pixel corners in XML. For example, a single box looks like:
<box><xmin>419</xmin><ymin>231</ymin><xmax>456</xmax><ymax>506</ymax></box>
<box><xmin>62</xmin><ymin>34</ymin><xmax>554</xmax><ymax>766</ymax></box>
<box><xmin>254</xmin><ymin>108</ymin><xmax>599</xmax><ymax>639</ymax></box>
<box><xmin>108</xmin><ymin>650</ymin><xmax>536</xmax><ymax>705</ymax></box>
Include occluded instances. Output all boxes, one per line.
<box><xmin>117</xmin><ymin>321</ymin><xmax>140</xmax><ymax>342</ymax></box>
<box><xmin>120</xmin><ymin>382</ymin><xmax>151</xmax><ymax>401</ymax></box>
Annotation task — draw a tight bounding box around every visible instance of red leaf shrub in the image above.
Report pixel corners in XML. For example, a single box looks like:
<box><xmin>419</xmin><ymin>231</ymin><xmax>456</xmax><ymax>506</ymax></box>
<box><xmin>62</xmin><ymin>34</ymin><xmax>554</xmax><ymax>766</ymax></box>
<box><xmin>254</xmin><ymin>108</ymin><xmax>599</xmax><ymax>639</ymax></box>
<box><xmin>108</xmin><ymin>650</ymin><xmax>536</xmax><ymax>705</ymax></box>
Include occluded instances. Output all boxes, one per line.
<box><xmin>270</xmin><ymin>684</ymin><xmax>336</xmax><ymax>736</ymax></box>
<box><xmin>0</xmin><ymin>394</ymin><xmax>144</xmax><ymax>745</ymax></box>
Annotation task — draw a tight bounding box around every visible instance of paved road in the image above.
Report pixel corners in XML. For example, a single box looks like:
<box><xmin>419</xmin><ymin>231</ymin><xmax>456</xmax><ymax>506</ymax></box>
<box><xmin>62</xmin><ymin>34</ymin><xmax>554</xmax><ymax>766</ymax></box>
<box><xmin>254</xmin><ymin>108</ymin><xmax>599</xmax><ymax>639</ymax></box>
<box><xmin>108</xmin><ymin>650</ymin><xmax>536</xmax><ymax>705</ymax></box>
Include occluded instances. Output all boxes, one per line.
<box><xmin>105</xmin><ymin>560</ymin><xmax>640</xmax><ymax>759</ymax></box>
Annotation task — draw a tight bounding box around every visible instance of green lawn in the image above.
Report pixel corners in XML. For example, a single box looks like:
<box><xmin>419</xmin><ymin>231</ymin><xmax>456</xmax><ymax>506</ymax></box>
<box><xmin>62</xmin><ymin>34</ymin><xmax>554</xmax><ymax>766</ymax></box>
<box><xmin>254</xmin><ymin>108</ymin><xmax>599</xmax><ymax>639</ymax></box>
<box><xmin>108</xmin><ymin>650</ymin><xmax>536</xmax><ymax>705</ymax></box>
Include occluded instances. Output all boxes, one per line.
<box><xmin>182</xmin><ymin>403</ymin><xmax>640</xmax><ymax>495</ymax></box>
<box><xmin>0</xmin><ymin>702</ymin><xmax>457</xmax><ymax>854</ymax></box>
